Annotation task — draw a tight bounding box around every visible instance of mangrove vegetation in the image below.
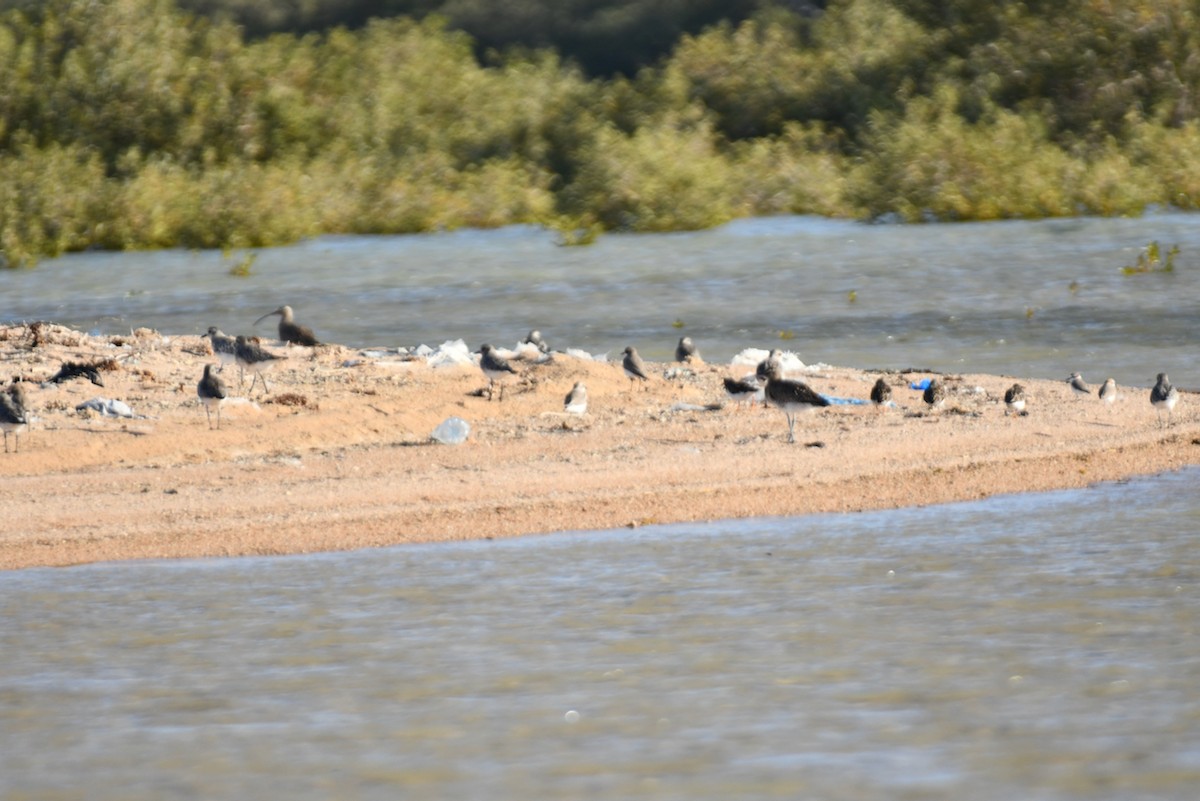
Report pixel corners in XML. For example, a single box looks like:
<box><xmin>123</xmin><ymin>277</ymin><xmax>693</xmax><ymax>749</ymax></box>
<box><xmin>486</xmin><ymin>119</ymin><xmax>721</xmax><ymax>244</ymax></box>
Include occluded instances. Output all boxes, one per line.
<box><xmin>1</xmin><ymin>0</ymin><xmax>1199</xmax><ymax>266</ymax></box>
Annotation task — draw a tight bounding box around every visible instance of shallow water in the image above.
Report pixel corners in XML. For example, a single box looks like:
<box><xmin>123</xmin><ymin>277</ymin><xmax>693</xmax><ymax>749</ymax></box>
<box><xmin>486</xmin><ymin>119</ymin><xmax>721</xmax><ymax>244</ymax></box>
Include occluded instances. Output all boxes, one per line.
<box><xmin>5</xmin><ymin>212</ymin><xmax>1200</xmax><ymax>385</ymax></box>
<box><xmin>3</xmin><ymin>470</ymin><xmax>1199</xmax><ymax>799</ymax></box>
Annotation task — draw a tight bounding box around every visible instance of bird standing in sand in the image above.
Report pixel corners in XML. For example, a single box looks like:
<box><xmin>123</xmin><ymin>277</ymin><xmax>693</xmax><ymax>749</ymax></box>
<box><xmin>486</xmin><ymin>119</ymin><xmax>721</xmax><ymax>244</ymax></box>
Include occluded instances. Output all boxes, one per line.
<box><xmin>675</xmin><ymin>336</ymin><xmax>698</xmax><ymax>363</ymax></box>
<box><xmin>524</xmin><ymin>330</ymin><xmax>550</xmax><ymax>354</ymax></box>
<box><xmin>870</xmin><ymin>377</ymin><xmax>892</xmax><ymax>410</ymax></box>
<box><xmin>235</xmin><ymin>335</ymin><xmax>285</xmax><ymax>395</ymax></box>
<box><xmin>723</xmin><ymin>375</ymin><xmax>762</xmax><ymax>411</ymax></box>
<box><xmin>197</xmin><ymin>364</ymin><xmax>229</xmax><ymax>429</ymax></box>
<box><xmin>1098</xmin><ymin>378</ymin><xmax>1117</xmax><ymax>407</ymax></box>
<box><xmin>1004</xmin><ymin>383</ymin><xmax>1026</xmax><ymax>415</ymax></box>
<box><xmin>205</xmin><ymin>326</ymin><xmax>239</xmax><ymax>373</ymax></box>
<box><xmin>622</xmin><ymin>346</ymin><xmax>650</xmax><ymax>391</ymax></box>
<box><xmin>923</xmin><ymin>378</ymin><xmax>947</xmax><ymax>411</ymax></box>
<box><xmin>762</xmin><ymin>360</ymin><xmax>830</xmax><ymax>443</ymax></box>
<box><xmin>479</xmin><ymin>344</ymin><xmax>519</xmax><ymax>401</ymax></box>
<box><xmin>1</xmin><ymin>380</ymin><xmax>29</xmax><ymax>453</ymax></box>
<box><xmin>1067</xmin><ymin>372</ymin><xmax>1090</xmax><ymax>400</ymax></box>
<box><xmin>564</xmin><ymin>381</ymin><xmax>588</xmax><ymax>415</ymax></box>
<box><xmin>1151</xmin><ymin>372</ymin><xmax>1179</xmax><ymax>427</ymax></box>
<box><xmin>255</xmin><ymin>305</ymin><xmax>321</xmax><ymax>346</ymax></box>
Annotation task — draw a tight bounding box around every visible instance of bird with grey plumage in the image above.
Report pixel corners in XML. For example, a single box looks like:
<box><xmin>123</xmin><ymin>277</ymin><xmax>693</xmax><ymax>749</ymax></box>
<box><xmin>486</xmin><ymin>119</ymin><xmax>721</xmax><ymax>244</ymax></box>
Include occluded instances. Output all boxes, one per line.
<box><xmin>1</xmin><ymin>380</ymin><xmax>29</xmax><ymax>453</ymax></box>
<box><xmin>622</xmin><ymin>346</ymin><xmax>650</xmax><ymax>391</ymax></box>
<box><xmin>1150</xmin><ymin>372</ymin><xmax>1179</xmax><ymax>427</ymax></box>
<box><xmin>761</xmin><ymin>360</ymin><xmax>830</xmax><ymax>443</ymax></box>
<box><xmin>197</xmin><ymin>364</ymin><xmax>229</xmax><ymax>429</ymax></box>
<box><xmin>755</xmin><ymin>349</ymin><xmax>781</xmax><ymax>383</ymax></box>
<box><xmin>923</xmin><ymin>378</ymin><xmax>946</xmax><ymax>411</ymax></box>
<box><xmin>564</xmin><ymin>381</ymin><xmax>588</xmax><ymax>415</ymax></box>
<box><xmin>870</xmin><ymin>377</ymin><xmax>892</xmax><ymax>411</ymax></box>
<box><xmin>479</xmin><ymin>343</ymin><xmax>519</xmax><ymax>401</ymax></box>
<box><xmin>1067</xmin><ymin>372</ymin><xmax>1090</xmax><ymax>400</ymax></box>
<box><xmin>524</xmin><ymin>330</ymin><xmax>550</xmax><ymax>354</ymax></box>
<box><xmin>675</xmin><ymin>336</ymin><xmax>698</xmax><ymax>363</ymax></box>
<box><xmin>1099</xmin><ymin>378</ymin><xmax>1117</xmax><ymax>408</ymax></box>
<box><xmin>255</xmin><ymin>305</ymin><xmax>321</xmax><ymax>346</ymax></box>
<box><xmin>1004</xmin><ymin>383</ymin><xmax>1026</xmax><ymax>416</ymax></box>
<box><xmin>235</xmin><ymin>335</ymin><xmax>285</xmax><ymax>395</ymax></box>
<box><xmin>205</xmin><ymin>326</ymin><xmax>238</xmax><ymax>372</ymax></box>
<box><xmin>723</xmin><ymin>375</ymin><xmax>761</xmax><ymax>412</ymax></box>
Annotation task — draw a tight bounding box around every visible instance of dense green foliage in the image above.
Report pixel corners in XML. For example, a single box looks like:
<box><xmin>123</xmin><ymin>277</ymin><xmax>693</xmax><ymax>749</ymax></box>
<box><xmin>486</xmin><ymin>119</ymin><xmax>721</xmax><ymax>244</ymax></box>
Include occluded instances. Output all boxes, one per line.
<box><xmin>1</xmin><ymin>0</ymin><xmax>1198</xmax><ymax>266</ymax></box>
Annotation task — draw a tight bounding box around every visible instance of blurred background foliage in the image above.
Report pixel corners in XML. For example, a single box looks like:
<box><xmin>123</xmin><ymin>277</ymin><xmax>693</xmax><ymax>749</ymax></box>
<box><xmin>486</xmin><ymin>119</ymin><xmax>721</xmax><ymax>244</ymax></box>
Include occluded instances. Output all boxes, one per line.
<box><xmin>0</xmin><ymin>0</ymin><xmax>1197</xmax><ymax>265</ymax></box>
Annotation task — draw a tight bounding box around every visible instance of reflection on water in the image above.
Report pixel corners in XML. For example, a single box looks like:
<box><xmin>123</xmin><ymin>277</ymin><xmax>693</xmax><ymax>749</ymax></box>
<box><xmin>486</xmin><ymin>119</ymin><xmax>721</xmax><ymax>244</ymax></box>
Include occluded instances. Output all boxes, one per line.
<box><xmin>3</xmin><ymin>470</ymin><xmax>1199</xmax><ymax>799</ymax></box>
<box><xmin>6</xmin><ymin>212</ymin><xmax>1200</xmax><ymax>385</ymax></box>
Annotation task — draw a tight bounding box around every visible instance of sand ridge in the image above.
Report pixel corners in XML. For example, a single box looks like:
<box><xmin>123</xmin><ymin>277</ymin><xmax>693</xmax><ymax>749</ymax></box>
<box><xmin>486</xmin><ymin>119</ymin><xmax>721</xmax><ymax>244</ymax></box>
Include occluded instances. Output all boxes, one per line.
<box><xmin>1</xmin><ymin>322</ymin><xmax>1197</xmax><ymax>570</ymax></box>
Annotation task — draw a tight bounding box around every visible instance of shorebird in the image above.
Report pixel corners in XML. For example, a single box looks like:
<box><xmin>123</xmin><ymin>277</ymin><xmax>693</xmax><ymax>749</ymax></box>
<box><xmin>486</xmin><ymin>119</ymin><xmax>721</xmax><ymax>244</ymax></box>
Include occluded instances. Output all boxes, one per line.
<box><xmin>923</xmin><ymin>378</ymin><xmax>947</xmax><ymax>411</ymax></box>
<box><xmin>1067</xmin><ymin>372</ymin><xmax>1090</xmax><ymax>400</ymax></box>
<box><xmin>235</xmin><ymin>335</ymin><xmax>285</xmax><ymax>395</ymax></box>
<box><xmin>1151</xmin><ymin>372</ymin><xmax>1179</xmax><ymax>427</ymax></box>
<box><xmin>1099</xmin><ymin>378</ymin><xmax>1117</xmax><ymax>407</ymax></box>
<box><xmin>755</xmin><ymin>349</ymin><xmax>782</xmax><ymax>383</ymax></box>
<box><xmin>723</xmin><ymin>375</ymin><xmax>762</xmax><ymax>411</ymax></box>
<box><xmin>47</xmin><ymin>361</ymin><xmax>104</xmax><ymax>387</ymax></box>
<box><xmin>622</xmin><ymin>346</ymin><xmax>650</xmax><ymax>391</ymax></box>
<box><xmin>1</xmin><ymin>381</ymin><xmax>29</xmax><ymax>453</ymax></box>
<box><xmin>205</xmin><ymin>326</ymin><xmax>238</xmax><ymax>372</ymax></box>
<box><xmin>870</xmin><ymin>377</ymin><xmax>892</xmax><ymax>410</ymax></box>
<box><xmin>524</xmin><ymin>330</ymin><xmax>550</xmax><ymax>354</ymax></box>
<box><xmin>762</xmin><ymin>360</ymin><xmax>830</xmax><ymax>443</ymax></box>
<box><xmin>197</xmin><ymin>364</ymin><xmax>228</xmax><ymax>429</ymax></box>
<box><xmin>1004</xmin><ymin>383</ymin><xmax>1026</xmax><ymax>415</ymax></box>
<box><xmin>675</xmin><ymin>336</ymin><xmax>698</xmax><ymax>363</ymax></box>
<box><xmin>255</xmin><ymin>305</ymin><xmax>320</xmax><ymax>346</ymax></box>
<box><xmin>479</xmin><ymin>343</ymin><xmax>519</xmax><ymax>401</ymax></box>
<box><xmin>564</xmin><ymin>381</ymin><xmax>588</xmax><ymax>414</ymax></box>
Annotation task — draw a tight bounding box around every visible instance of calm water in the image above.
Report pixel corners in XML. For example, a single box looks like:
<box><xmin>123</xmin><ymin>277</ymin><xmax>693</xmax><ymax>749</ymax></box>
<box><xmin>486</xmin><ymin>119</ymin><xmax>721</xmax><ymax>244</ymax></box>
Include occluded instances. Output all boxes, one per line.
<box><xmin>5</xmin><ymin>212</ymin><xmax>1200</xmax><ymax>385</ymax></box>
<box><xmin>3</xmin><ymin>215</ymin><xmax>1200</xmax><ymax>798</ymax></box>
<box><xmin>2</xmin><ymin>470</ymin><xmax>1199</xmax><ymax>799</ymax></box>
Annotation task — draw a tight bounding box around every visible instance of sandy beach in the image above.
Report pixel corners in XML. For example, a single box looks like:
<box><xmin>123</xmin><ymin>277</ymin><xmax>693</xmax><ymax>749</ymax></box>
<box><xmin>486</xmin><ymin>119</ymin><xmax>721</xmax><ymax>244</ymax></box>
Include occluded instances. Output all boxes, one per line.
<box><xmin>1</xmin><ymin>322</ymin><xmax>1197</xmax><ymax>571</ymax></box>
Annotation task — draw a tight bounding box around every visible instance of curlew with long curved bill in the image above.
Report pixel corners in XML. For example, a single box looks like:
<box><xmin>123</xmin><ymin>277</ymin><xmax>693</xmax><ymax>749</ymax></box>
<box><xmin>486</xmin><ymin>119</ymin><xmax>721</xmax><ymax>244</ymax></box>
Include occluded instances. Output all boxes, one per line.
<box><xmin>197</xmin><ymin>364</ymin><xmax>229</xmax><ymax>429</ymax></box>
<box><xmin>255</xmin><ymin>305</ymin><xmax>321</xmax><ymax>346</ymax></box>
<box><xmin>762</xmin><ymin>360</ymin><xmax>830</xmax><ymax>443</ymax></box>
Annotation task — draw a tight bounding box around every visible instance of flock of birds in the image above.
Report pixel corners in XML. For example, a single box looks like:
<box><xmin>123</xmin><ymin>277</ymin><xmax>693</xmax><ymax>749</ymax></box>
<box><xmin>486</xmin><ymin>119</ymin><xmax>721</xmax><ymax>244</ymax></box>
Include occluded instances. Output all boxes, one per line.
<box><xmin>0</xmin><ymin>304</ymin><xmax>1185</xmax><ymax>452</ymax></box>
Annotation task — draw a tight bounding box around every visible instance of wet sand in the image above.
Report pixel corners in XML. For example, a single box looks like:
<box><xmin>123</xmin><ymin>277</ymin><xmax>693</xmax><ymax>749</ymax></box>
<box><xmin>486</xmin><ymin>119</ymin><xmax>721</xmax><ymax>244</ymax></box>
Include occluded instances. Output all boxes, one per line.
<box><xmin>2</xmin><ymin>323</ymin><xmax>1197</xmax><ymax>570</ymax></box>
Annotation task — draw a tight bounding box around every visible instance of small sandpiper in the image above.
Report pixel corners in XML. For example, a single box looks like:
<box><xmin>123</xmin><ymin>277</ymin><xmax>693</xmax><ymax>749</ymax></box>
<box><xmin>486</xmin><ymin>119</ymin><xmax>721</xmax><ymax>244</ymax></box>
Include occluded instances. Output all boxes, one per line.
<box><xmin>524</xmin><ymin>330</ymin><xmax>550</xmax><ymax>354</ymax></box>
<box><xmin>1</xmin><ymin>380</ymin><xmax>29</xmax><ymax>453</ymax></box>
<box><xmin>923</xmin><ymin>378</ymin><xmax>947</xmax><ymax>411</ymax></box>
<box><xmin>723</xmin><ymin>375</ymin><xmax>762</xmax><ymax>411</ymax></box>
<box><xmin>762</xmin><ymin>360</ymin><xmax>830</xmax><ymax>443</ymax></box>
<box><xmin>756</xmin><ymin>349</ymin><xmax>782</xmax><ymax>383</ymax></box>
<box><xmin>870</xmin><ymin>377</ymin><xmax>892</xmax><ymax>410</ymax></box>
<box><xmin>255</xmin><ymin>305</ymin><xmax>321</xmax><ymax>346</ymax></box>
<box><xmin>564</xmin><ymin>381</ymin><xmax>588</xmax><ymax>414</ymax></box>
<box><xmin>1151</xmin><ymin>372</ymin><xmax>1179</xmax><ymax>427</ymax></box>
<box><xmin>1004</xmin><ymin>383</ymin><xmax>1026</xmax><ymax>415</ymax></box>
<box><xmin>1099</xmin><ymin>377</ymin><xmax>1117</xmax><ymax>407</ymax></box>
<box><xmin>197</xmin><ymin>364</ymin><xmax>229</xmax><ymax>429</ymax></box>
<box><xmin>1067</xmin><ymin>372</ymin><xmax>1090</xmax><ymax>400</ymax></box>
<box><xmin>235</xmin><ymin>335</ymin><xmax>285</xmax><ymax>395</ymax></box>
<box><xmin>675</xmin><ymin>336</ymin><xmax>698</xmax><ymax>363</ymax></box>
<box><xmin>205</xmin><ymin>326</ymin><xmax>239</xmax><ymax>372</ymax></box>
<box><xmin>479</xmin><ymin>343</ymin><xmax>519</xmax><ymax>401</ymax></box>
<box><xmin>622</xmin><ymin>346</ymin><xmax>650</xmax><ymax>391</ymax></box>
